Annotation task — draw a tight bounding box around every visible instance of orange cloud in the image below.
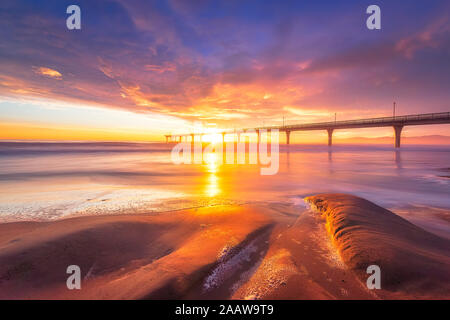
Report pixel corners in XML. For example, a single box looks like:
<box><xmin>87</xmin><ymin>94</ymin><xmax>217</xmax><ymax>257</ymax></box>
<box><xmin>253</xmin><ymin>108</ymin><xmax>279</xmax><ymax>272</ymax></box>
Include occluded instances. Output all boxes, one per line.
<box><xmin>145</xmin><ymin>62</ymin><xmax>177</xmax><ymax>73</ymax></box>
<box><xmin>32</xmin><ymin>67</ymin><xmax>62</xmax><ymax>79</ymax></box>
<box><xmin>0</xmin><ymin>74</ymin><xmax>50</xmax><ymax>96</ymax></box>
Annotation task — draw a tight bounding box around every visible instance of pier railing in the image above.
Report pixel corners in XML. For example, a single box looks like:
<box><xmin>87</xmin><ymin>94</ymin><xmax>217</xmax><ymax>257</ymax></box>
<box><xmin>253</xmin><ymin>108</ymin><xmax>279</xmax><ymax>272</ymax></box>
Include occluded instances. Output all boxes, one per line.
<box><xmin>257</xmin><ymin>112</ymin><xmax>450</xmax><ymax>131</ymax></box>
<box><xmin>165</xmin><ymin>111</ymin><xmax>450</xmax><ymax>148</ymax></box>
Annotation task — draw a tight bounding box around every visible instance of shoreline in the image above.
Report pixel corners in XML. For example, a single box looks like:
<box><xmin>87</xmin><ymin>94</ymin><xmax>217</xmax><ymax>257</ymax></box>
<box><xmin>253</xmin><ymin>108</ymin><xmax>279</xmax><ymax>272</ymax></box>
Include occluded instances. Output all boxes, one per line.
<box><xmin>0</xmin><ymin>194</ymin><xmax>449</xmax><ymax>299</ymax></box>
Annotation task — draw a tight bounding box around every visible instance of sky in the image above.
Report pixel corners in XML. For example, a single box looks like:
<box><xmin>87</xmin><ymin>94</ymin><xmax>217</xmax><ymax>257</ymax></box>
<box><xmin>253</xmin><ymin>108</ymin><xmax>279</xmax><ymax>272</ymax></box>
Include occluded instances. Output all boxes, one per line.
<box><xmin>0</xmin><ymin>0</ymin><xmax>449</xmax><ymax>142</ymax></box>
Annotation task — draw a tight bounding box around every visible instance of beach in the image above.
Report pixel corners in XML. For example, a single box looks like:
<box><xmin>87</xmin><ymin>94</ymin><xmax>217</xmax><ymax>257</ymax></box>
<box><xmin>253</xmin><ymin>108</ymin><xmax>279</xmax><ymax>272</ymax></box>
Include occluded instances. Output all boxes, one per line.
<box><xmin>0</xmin><ymin>142</ymin><xmax>449</xmax><ymax>299</ymax></box>
<box><xmin>0</xmin><ymin>194</ymin><xmax>448</xmax><ymax>299</ymax></box>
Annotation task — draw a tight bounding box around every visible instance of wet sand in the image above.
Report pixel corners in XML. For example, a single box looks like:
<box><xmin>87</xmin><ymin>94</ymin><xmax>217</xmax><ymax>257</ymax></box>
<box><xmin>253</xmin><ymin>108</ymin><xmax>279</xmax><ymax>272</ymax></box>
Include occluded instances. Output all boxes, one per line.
<box><xmin>0</xmin><ymin>194</ymin><xmax>449</xmax><ymax>299</ymax></box>
<box><xmin>306</xmin><ymin>194</ymin><xmax>450</xmax><ymax>299</ymax></box>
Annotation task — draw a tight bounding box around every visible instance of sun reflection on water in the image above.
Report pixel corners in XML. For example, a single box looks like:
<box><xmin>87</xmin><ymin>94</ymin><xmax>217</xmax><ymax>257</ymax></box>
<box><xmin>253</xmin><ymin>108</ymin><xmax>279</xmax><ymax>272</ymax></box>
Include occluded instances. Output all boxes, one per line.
<box><xmin>204</xmin><ymin>151</ymin><xmax>220</xmax><ymax>197</ymax></box>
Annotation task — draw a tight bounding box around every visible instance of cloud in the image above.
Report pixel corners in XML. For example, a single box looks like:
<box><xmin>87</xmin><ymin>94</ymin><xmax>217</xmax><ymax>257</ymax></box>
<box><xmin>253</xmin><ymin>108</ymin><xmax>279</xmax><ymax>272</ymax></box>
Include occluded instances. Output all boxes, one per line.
<box><xmin>32</xmin><ymin>67</ymin><xmax>62</xmax><ymax>79</ymax></box>
<box><xmin>0</xmin><ymin>0</ymin><xmax>449</xmax><ymax>129</ymax></box>
<box><xmin>395</xmin><ymin>13</ymin><xmax>450</xmax><ymax>59</ymax></box>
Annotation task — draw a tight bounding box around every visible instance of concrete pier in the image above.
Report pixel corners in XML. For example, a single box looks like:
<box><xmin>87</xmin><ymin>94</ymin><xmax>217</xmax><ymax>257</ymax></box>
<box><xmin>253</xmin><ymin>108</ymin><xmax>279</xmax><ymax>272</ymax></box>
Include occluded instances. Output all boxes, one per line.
<box><xmin>165</xmin><ymin>112</ymin><xmax>450</xmax><ymax>148</ymax></box>
<box><xmin>394</xmin><ymin>125</ymin><xmax>403</xmax><ymax>148</ymax></box>
<box><xmin>327</xmin><ymin>128</ymin><xmax>333</xmax><ymax>146</ymax></box>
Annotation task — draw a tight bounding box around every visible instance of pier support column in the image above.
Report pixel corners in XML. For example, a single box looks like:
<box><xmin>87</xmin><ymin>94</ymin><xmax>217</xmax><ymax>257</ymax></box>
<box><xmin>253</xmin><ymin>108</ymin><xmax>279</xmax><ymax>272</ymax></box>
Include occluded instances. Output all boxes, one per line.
<box><xmin>222</xmin><ymin>132</ymin><xmax>226</xmax><ymax>143</ymax></box>
<box><xmin>286</xmin><ymin>130</ymin><xmax>291</xmax><ymax>145</ymax></box>
<box><xmin>165</xmin><ymin>136</ymin><xmax>169</xmax><ymax>143</ymax></box>
<box><xmin>394</xmin><ymin>125</ymin><xmax>403</xmax><ymax>148</ymax></box>
<box><xmin>257</xmin><ymin>130</ymin><xmax>260</xmax><ymax>144</ymax></box>
<box><xmin>327</xmin><ymin>128</ymin><xmax>334</xmax><ymax>146</ymax></box>
<box><xmin>190</xmin><ymin>134</ymin><xmax>195</xmax><ymax>160</ymax></box>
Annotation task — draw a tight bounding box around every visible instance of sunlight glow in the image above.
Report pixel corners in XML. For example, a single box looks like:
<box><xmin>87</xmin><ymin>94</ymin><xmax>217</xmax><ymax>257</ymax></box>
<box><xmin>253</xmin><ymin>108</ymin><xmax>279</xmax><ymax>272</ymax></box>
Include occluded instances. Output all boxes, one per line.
<box><xmin>203</xmin><ymin>133</ymin><xmax>223</xmax><ymax>144</ymax></box>
<box><xmin>204</xmin><ymin>152</ymin><xmax>220</xmax><ymax>197</ymax></box>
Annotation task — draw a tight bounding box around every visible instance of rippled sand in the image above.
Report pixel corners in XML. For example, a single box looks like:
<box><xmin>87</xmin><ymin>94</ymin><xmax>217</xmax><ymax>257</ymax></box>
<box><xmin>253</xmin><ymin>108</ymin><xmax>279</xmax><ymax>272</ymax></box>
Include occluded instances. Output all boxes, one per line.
<box><xmin>1</xmin><ymin>194</ymin><xmax>447</xmax><ymax>299</ymax></box>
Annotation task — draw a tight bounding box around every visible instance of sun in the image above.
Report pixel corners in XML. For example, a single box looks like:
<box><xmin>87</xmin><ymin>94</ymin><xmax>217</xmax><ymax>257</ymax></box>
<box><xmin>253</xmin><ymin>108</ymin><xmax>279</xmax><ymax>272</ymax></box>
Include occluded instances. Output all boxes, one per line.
<box><xmin>203</xmin><ymin>133</ymin><xmax>223</xmax><ymax>144</ymax></box>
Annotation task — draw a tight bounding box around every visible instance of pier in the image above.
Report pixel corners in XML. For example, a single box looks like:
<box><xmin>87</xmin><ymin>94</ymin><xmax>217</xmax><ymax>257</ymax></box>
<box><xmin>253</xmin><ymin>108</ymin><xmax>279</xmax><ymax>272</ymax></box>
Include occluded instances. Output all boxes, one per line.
<box><xmin>166</xmin><ymin>112</ymin><xmax>450</xmax><ymax>148</ymax></box>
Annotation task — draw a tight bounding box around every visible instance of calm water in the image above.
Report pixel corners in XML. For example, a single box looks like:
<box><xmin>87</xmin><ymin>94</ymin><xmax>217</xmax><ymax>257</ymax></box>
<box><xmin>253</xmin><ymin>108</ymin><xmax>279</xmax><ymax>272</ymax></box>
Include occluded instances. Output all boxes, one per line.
<box><xmin>0</xmin><ymin>141</ymin><xmax>449</xmax><ymax>222</ymax></box>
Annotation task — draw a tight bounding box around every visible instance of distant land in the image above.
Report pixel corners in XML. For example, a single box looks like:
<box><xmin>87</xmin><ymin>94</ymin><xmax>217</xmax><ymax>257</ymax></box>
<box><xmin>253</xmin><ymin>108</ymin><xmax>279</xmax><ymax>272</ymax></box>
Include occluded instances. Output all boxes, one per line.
<box><xmin>335</xmin><ymin>135</ymin><xmax>450</xmax><ymax>145</ymax></box>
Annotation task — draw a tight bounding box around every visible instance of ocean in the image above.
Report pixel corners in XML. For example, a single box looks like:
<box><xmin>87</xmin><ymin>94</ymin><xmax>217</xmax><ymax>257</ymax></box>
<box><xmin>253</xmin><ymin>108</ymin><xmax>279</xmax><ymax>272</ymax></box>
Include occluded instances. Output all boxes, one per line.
<box><xmin>0</xmin><ymin>141</ymin><xmax>449</xmax><ymax>227</ymax></box>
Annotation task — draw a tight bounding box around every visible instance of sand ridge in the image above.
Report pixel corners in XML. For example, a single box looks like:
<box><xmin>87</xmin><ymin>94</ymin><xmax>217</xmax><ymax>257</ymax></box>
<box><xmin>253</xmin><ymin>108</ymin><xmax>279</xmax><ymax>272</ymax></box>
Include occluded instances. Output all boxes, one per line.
<box><xmin>305</xmin><ymin>193</ymin><xmax>450</xmax><ymax>299</ymax></box>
